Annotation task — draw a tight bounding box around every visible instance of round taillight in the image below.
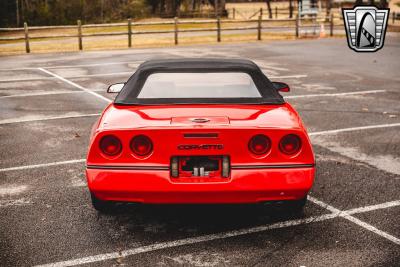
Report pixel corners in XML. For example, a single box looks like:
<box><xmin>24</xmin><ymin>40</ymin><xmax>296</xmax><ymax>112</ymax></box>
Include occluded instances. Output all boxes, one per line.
<box><xmin>99</xmin><ymin>135</ymin><xmax>122</xmax><ymax>156</ymax></box>
<box><xmin>130</xmin><ymin>135</ymin><xmax>153</xmax><ymax>156</ymax></box>
<box><xmin>248</xmin><ymin>135</ymin><xmax>271</xmax><ymax>155</ymax></box>
<box><xmin>279</xmin><ymin>134</ymin><xmax>302</xmax><ymax>155</ymax></box>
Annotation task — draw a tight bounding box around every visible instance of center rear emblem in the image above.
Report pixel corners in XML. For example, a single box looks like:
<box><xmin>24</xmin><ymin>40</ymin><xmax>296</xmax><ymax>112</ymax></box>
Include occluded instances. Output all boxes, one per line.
<box><xmin>191</xmin><ymin>118</ymin><xmax>210</xmax><ymax>123</ymax></box>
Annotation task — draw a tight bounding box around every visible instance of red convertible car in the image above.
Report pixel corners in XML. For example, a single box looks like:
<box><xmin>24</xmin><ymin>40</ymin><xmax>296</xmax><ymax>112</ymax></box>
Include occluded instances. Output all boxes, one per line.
<box><xmin>86</xmin><ymin>59</ymin><xmax>315</xmax><ymax>212</ymax></box>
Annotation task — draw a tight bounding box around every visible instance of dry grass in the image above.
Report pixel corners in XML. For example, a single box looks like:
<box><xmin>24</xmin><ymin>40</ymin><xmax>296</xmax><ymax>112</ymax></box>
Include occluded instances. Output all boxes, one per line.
<box><xmin>0</xmin><ymin>31</ymin><xmax>302</xmax><ymax>56</ymax></box>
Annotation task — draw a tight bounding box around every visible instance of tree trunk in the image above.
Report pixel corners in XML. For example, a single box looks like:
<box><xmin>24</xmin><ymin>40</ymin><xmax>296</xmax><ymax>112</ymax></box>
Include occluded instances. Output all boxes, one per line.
<box><xmin>326</xmin><ymin>0</ymin><xmax>332</xmax><ymax>17</ymax></box>
<box><xmin>379</xmin><ymin>0</ymin><xmax>388</xmax><ymax>8</ymax></box>
<box><xmin>355</xmin><ymin>0</ymin><xmax>364</xmax><ymax>5</ymax></box>
<box><xmin>266</xmin><ymin>0</ymin><xmax>272</xmax><ymax>19</ymax></box>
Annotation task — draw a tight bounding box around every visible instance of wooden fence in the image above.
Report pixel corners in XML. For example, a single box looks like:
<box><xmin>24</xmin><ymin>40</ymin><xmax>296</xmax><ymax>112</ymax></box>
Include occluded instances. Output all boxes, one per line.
<box><xmin>1</xmin><ymin>7</ymin><xmax>398</xmax><ymax>53</ymax></box>
<box><xmin>0</xmin><ymin>14</ymin><xmax>347</xmax><ymax>54</ymax></box>
<box><xmin>0</xmin><ymin>9</ymin><xmax>399</xmax><ymax>53</ymax></box>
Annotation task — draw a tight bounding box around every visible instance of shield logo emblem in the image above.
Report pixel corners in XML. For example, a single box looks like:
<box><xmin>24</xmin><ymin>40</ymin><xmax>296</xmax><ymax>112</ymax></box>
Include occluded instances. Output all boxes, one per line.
<box><xmin>342</xmin><ymin>6</ymin><xmax>390</xmax><ymax>52</ymax></box>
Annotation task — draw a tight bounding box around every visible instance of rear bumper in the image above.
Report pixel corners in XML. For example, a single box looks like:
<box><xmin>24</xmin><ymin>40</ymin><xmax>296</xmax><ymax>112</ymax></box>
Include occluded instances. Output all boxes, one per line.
<box><xmin>86</xmin><ymin>165</ymin><xmax>315</xmax><ymax>204</ymax></box>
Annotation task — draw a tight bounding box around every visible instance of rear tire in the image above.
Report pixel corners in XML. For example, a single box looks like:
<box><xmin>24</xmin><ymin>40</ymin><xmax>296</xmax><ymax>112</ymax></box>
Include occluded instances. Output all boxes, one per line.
<box><xmin>90</xmin><ymin>193</ymin><xmax>115</xmax><ymax>213</ymax></box>
<box><xmin>286</xmin><ymin>195</ymin><xmax>307</xmax><ymax>212</ymax></box>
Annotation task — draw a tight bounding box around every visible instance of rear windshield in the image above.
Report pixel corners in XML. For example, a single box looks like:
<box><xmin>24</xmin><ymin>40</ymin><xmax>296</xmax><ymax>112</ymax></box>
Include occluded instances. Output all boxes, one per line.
<box><xmin>137</xmin><ymin>72</ymin><xmax>262</xmax><ymax>99</ymax></box>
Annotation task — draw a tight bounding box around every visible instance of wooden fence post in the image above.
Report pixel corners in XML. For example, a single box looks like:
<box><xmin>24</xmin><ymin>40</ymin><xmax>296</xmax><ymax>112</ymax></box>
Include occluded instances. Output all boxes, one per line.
<box><xmin>289</xmin><ymin>1</ymin><xmax>293</xmax><ymax>18</ymax></box>
<box><xmin>217</xmin><ymin>17</ymin><xmax>221</xmax><ymax>42</ymax></box>
<box><xmin>233</xmin><ymin>8</ymin><xmax>236</xmax><ymax>19</ymax></box>
<box><xmin>174</xmin><ymin>17</ymin><xmax>178</xmax><ymax>45</ymax></box>
<box><xmin>77</xmin><ymin>20</ymin><xmax>82</xmax><ymax>50</ymax></box>
<box><xmin>295</xmin><ymin>14</ymin><xmax>299</xmax><ymax>38</ymax></box>
<box><xmin>128</xmin><ymin>18</ymin><xmax>132</xmax><ymax>47</ymax></box>
<box><xmin>257</xmin><ymin>16</ymin><xmax>262</xmax><ymax>41</ymax></box>
<box><xmin>330</xmin><ymin>12</ymin><xmax>334</xmax><ymax>37</ymax></box>
<box><xmin>260</xmin><ymin>8</ymin><xmax>263</xmax><ymax>18</ymax></box>
<box><xmin>23</xmin><ymin>22</ymin><xmax>30</xmax><ymax>53</ymax></box>
<box><xmin>275</xmin><ymin>7</ymin><xmax>278</xmax><ymax>19</ymax></box>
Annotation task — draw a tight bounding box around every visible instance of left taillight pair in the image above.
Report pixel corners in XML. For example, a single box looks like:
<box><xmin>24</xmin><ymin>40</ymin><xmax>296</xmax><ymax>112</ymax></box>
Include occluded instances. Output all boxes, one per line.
<box><xmin>99</xmin><ymin>135</ymin><xmax>153</xmax><ymax>157</ymax></box>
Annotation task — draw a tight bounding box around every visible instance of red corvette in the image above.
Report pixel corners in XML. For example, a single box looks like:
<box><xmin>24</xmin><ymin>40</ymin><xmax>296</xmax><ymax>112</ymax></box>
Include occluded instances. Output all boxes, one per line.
<box><xmin>86</xmin><ymin>59</ymin><xmax>315</xmax><ymax>212</ymax></box>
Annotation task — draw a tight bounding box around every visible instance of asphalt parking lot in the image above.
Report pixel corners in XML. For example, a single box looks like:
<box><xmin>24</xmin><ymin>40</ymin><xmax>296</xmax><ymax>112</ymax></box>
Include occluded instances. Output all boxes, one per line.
<box><xmin>0</xmin><ymin>37</ymin><xmax>399</xmax><ymax>267</ymax></box>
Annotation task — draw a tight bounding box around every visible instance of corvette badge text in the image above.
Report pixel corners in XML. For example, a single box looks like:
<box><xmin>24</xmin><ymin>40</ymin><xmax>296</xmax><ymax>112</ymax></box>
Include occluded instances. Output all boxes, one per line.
<box><xmin>177</xmin><ymin>144</ymin><xmax>224</xmax><ymax>150</ymax></box>
<box><xmin>342</xmin><ymin>5</ymin><xmax>389</xmax><ymax>52</ymax></box>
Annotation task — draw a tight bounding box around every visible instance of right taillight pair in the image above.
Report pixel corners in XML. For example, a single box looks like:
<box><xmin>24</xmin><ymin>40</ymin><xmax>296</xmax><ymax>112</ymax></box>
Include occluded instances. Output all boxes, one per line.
<box><xmin>248</xmin><ymin>134</ymin><xmax>301</xmax><ymax>156</ymax></box>
<box><xmin>99</xmin><ymin>135</ymin><xmax>153</xmax><ymax>157</ymax></box>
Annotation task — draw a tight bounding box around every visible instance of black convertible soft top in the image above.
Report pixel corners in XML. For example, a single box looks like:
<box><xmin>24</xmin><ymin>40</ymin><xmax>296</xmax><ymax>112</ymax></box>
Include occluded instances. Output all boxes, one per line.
<box><xmin>114</xmin><ymin>58</ymin><xmax>284</xmax><ymax>105</ymax></box>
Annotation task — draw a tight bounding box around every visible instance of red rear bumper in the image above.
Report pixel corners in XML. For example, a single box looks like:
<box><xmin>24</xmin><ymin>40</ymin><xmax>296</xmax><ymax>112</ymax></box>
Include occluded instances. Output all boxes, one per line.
<box><xmin>86</xmin><ymin>166</ymin><xmax>314</xmax><ymax>204</ymax></box>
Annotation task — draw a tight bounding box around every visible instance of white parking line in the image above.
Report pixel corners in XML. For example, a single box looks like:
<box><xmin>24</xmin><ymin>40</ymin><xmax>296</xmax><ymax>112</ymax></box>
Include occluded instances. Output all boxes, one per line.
<box><xmin>0</xmin><ymin>90</ymin><xmax>102</xmax><ymax>99</ymax></box>
<box><xmin>0</xmin><ymin>72</ymin><xmax>132</xmax><ymax>82</ymax></box>
<box><xmin>0</xmin><ymin>61</ymin><xmax>144</xmax><ymax>71</ymax></box>
<box><xmin>33</xmin><ymin>198</ymin><xmax>400</xmax><ymax>267</ymax></box>
<box><xmin>33</xmin><ymin>214</ymin><xmax>339</xmax><ymax>267</ymax></box>
<box><xmin>345</xmin><ymin>200</ymin><xmax>400</xmax><ymax>215</ymax></box>
<box><xmin>0</xmin><ymin>113</ymin><xmax>100</xmax><ymax>125</ymax></box>
<box><xmin>0</xmin><ymin>72</ymin><xmax>308</xmax><ymax>82</ymax></box>
<box><xmin>309</xmin><ymin>123</ymin><xmax>400</xmax><ymax>136</ymax></box>
<box><xmin>37</xmin><ymin>68</ymin><xmax>112</xmax><ymax>103</ymax></box>
<box><xmin>285</xmin><ymin>90</ymin><xmax>386</xmax><ymax>99</ymax></box>
<box><xmin>45</xmin><ymin>61</ymin><xmax>143</xmax><ymax>69</ymax></box>
<box><xmin>0</xmin><ymin>159</ymin><xmax>86</xmax><ymax>173</ymax></box>
<box><xmin>0</xmin><ymin>198</ymin><xmax>32</xmax><ymax>208</ymax></box>
<box><xmin>308</xmin><ymin>196</ymin><xmax>400</xmax><ymax>245</ymax></box>
<box><xmin>0</xmin><ymin>77</ymin><xmax>55</xmax><ymax>82</ymax></box>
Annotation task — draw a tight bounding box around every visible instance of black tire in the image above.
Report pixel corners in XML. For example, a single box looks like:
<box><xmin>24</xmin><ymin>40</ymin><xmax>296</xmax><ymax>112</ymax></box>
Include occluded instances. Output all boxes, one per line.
<box><xmin>90</xmin><ymin>193</ymin><xmax>115</xmax><ymax>213</ymax></box>
<box><xmin>286</xmin><ymin>195</ymin><xmax>307</xmax><ymax>213</ymax></box>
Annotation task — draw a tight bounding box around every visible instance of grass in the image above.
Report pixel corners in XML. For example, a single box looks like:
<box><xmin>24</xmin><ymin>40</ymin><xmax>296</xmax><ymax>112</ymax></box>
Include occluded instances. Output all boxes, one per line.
<box><xmin>0</xmin><ymin>32</ymin><xmax>304</xmax><ymax>56</ymax></box>
<box><xmin>0</xmin><ymin>17</ymin><xmax>344</xmax><ymax>56</ymax></box>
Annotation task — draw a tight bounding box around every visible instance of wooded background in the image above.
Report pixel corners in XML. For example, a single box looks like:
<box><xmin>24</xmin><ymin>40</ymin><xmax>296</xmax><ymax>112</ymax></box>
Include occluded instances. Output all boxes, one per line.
<box><xmin>0</xmin><ymin>0</ymin><xmax>227</xmax><ymax>27</ymax></box>
<box><xmin>0</xmin><ymin>0</ymin><xmax>389</xmax><ymax>27</ymax></box>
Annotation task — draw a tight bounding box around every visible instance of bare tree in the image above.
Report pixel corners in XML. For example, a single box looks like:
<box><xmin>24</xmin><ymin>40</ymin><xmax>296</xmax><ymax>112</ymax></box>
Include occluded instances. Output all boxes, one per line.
<box><xmin>355</xmin><ymin>0</ymin><xmax>364</xmax><ymax>5</ymax></box>
<box><xmin>265</xmin><ymin>0</ymin><xmax>272</xmax><ymax>19</ymax></box>
<box><xmin>326</xmin><ymin>0</ymin><xmax>332</xmax><ymax>17</ymax></box>
<box><xmin>379</xmin><ymin>0</ymin><xmax>388</xmax><ymax>8</ymax></box>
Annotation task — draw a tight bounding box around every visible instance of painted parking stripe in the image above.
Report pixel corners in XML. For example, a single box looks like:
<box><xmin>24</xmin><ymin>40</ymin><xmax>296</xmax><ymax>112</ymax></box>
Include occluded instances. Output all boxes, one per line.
<box><xmin>0</xmin><ymin>61</ymin><xmax>144</xmax><ymax>71</ymax></box>
<box><xmin>345</xmin><ymin>200</ymin><xmax>400</xmax><ymax>215</ymax></box>
<box><xmin>0</xmin><ymin>113</ymin><xmax>100</xmax><ymax>125</ymax></box>
<box><xmin>0</xmin><ymin>90</ymin><xmax>103</xmax><ymax>99</ymax></box>
<box><xmin>37</xmin><ymin>68</ymin><xmax>112</xmax><ymax>103</ymax></box>
<box><xmin>0</xmin><ymin>72</ymin><xmax>308</xmax><ymax>82</ymax></box>
<box><xmin>285</xmin><ymin>89</ymin><xmax>386</xmax><ymax>99</ymax></box>
<box><xmin>309</xmin><ymin>123</ymin><xmax>400</xmax><ymax>136</ymax></box>
<box><xmin>33</xmin><ymin>198</ymin><xmax>400</xmax><ymax>267</ymax></box>
<box><xmin>308</xmin><ymin>196</ymin><xmax>400</xmax><ymax>245</ymax></box>
<box><xmin>0</xmin><ymin>72</ymin><xmax>133</xmax><ymax>82</ymax></box>
<box><xmin>0</xmin><ymin>77</ymin><xmax>56</xmax><ymax>82</ymax></box>
<box><xmin>0</xmin><ymin>159</ymin><xmax>86</xmax><ymax>173</ymax></box>
<box><xmin>0</xmin><ymin>71</ymin><xmax>133</xmax><ymax>82</ymax></box>
<box><xmin>34</xmin><ymin>213</ymin><xmax>338</xmax><ymax>267</ymax></box>
<box><xmin>2</xmin><ymin>121</ymin><xmax>400</xmax><ymax>172</ymax></box>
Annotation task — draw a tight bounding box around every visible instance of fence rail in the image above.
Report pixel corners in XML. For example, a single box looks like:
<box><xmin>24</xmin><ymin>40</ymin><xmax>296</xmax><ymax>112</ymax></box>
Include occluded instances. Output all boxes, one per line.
<box><xmin>3</xmin><ymin>10</ymin><xmax>394</xmax><ymax>53</ymax></box>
